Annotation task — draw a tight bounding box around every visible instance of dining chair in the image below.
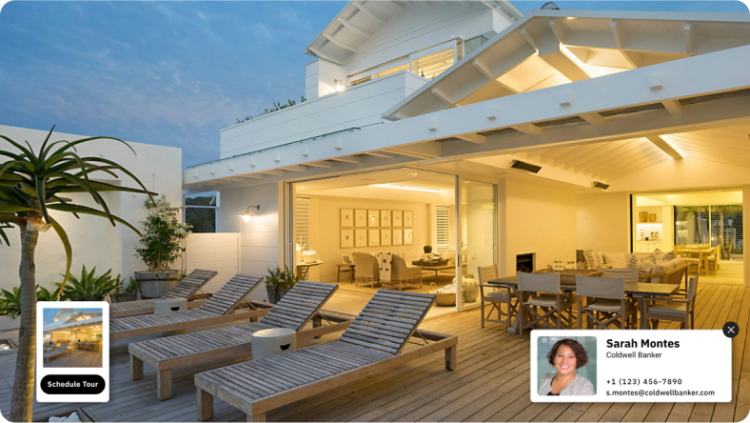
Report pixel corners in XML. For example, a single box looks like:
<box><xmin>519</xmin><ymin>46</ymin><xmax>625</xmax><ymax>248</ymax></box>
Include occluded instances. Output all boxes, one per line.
<box><xmin>576</xmin><ymin>275</ymin><xmax>636</xmax><ymax>329</ymax></box>
<box><xmin>516</xmin><ymin>272</ymin><xmax>572</xmax><ymax>337</ymax></box>
<box><xmin>642</xmin><ymin>274</ymin><xmax>699</xmax><ymax>329</ymax></box>
<box><xmin>679</xmin><ymin>248</ymin><xmax>705</xmax><ymax>275</ymax></box>
<box><xmin>477</xmin><ymin>265</ymin><xmax>516</xmax><ymax>328</ymax></box>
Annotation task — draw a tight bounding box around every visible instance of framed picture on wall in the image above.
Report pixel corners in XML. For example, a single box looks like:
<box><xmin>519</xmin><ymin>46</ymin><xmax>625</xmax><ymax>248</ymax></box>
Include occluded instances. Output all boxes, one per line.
<box><xmin>355</xmin><ymin>229</ymin><xmax>367</xmax><ymax>247</ymax></box>
<box><xmin>393</xmin><ymin>229</ymin><xmax>403</xmax><ymax>246</ymax></box>
<box><xmin>381</xmin><ymin>229</ymin><xmax>392</xmax><ymax>246</ymax></box>
<box><xmin>404</xmin><ymin>211</ymin><xmax>413</xmax><ymax>228</ymax></box>
<box><xmin>355</xmin><ymin>209</ymin><xmax>367</xmax><ymax>228</ymax></box>
<box><xmin>368</xmin><ymin>210</ymin><xmax>380</xmax><ymax>227</ymax></box>
<box><xmin>368</xmin><ymin>229</ymin><xmax>380</xmax><ymax>247</ymax></box>
<box><xmin>404</xmin><ymin>229</ymin><xmax>413</xmax><ymax>245</ymax></box>
<box><xmin>341</xmin><ymin>208</ymin><xmax>353</xmax><ymax>228</ymax></box>
<box><xmin>341</xmin><ymin>253</ymin><xmax>353</xmax><ymax>264</ymax></box>
<box><xmin>341</xmin><ymin>229</ymin><xmax>354</xmax><ymax>249</ymax></box>
<box><xmin>392</xmin><ymin>211</ymin><xmax>403</xmax><ymax>227</ymax></box>
<box><xmin>380</xmin><ymin>210</ymin><xmax>391</xmax><ymax>227</ymax></box>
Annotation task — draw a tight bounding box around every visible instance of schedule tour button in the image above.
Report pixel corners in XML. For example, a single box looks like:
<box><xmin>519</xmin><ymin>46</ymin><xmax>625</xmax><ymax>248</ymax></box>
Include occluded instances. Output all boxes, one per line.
<box><xmin>41</xmin><ymin>375</ymin><xmax>106</xmax><ymax>395</ymax></box>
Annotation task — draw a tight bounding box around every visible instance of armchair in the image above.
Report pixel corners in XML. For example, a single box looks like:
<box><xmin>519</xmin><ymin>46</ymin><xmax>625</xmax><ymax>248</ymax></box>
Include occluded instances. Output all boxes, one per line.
<box><xmin>352</xmin><ymin>252</ymin><xmax>380</xmax><ymax>288</ymax></box>
<box><xmin>385</xmin><ymin>254</ymin><xmax>422</xmax><ymax>291</ymax></box>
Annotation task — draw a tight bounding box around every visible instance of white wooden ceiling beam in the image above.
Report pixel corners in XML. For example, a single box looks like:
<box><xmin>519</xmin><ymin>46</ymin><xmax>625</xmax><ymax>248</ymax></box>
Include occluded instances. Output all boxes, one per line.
<box><xmin>282</xmin><ymin>165</ymin><xmax>308</xmax><ymax>172</ymax></box>
<box><xmin>597</xmin><ymin>149</ymin><xmax>665</xmax><ymax>180</ymax></box>
<box><xmin>572</xmin><ymin>139</ymin><xmax>637</xmax><ymax>172</ymax></box>
<box><xmin>610</xmin><ymin>20</ymin><xmax>639</xmax><ymax>69</ymax></box>
<box><xmin>512</xmin><ymin>123</ymin><xmax>541</xmax><ymax>135</ymax></box>
<box><xmin>579</xmin><ymin>112</ymin><xmax>606</xmax><ymax>126</ymax></box>
<box><xmin>304</xmin><ymin>161</ymin><xmax>333</xmax><ymax>168</ymax></box>
<box><xmin>662</xmin><ymin>99</ymin><xmax>684</xmax><ymax>116</ymax></box>
<box><xmin>240</xmin><ymin>174</ymin><xmax>265</xmax><ymax>179</ymax></box>
<box><xmin>646</xmin><ymin>135</ymin><xmax>683</xmax><ymax>159</ymax></box>
<box><xmin>307</xmin><ymin>46</ymin><xmax>337</xmax><ymax>63</ymax></box>
<box><xmin>323</xmin><ymin>33</ymin><xmax>358</xmax><ymax>52</ymax></box>
<box><xmin>455</xmin><ymin>133</ymin><xmax>487</xmax><ymax>144</ymax></box>
<box><xmin>330</xmin><ymin>156</ymin><xmax>363</xmax><ymax>164</ymax></box>
<box><xmin>473</xmin><ymin>59</ymin><xmax>521</xmax><ymax>93</ymax></box>
<box><xmin>352</xmin><ymin>2</ymin><xmax>387</xmax><ymax>25</ymax></box>
<box><xmin>684</xmin><ymin>22</ymin><xmax>695</xmax><ymax>55</ymax></box>
<box><xmin>431</xmin><ymin>88</ymin><xmax>454</xmax><ymax>106</ymax></box>
<box><xmin>523</xmin><ymin>22</ymin><xmax>590</xmax><ymax>82</ymax></box>
<box><xmin>363</xmin><ymin>151</ymin><xmax>395</xmax><ymax>158</ymax></box>
<box><xmin>336</xmin><ymin>17</ymin><xmax>373</xmax><ymax>39</ymax></box>
<box><xmin>552</xmin><ymin>143</ymin><xmax>603</xmax><ymax>168</ymax></box>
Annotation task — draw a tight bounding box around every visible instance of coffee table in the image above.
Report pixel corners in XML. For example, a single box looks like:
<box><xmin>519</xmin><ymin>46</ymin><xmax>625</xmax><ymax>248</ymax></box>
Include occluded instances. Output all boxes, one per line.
<box><xmin>416</xmin><ymin>264</ymin><xmax>456</xmax><ymax>281</ymax></box>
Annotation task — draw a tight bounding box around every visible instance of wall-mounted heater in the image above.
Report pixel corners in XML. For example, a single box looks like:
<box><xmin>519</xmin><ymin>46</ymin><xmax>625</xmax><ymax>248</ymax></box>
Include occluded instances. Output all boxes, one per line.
<box><xmin>593</xmin><ymin>181</ymin><xmax>610</xmax><ymax>190</ymax></box>
<box><xmin>510</xmin><ymin>160</ymin><xmax>542</xmax><ymax>174</ymax></box>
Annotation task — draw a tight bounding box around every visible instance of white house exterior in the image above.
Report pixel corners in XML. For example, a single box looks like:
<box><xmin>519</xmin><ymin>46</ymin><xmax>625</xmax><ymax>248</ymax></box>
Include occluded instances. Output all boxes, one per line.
<box><xmin>183</xmin><ymin>1</ymin><xmax>750</xmax><ymax>310</ymax></box>
<box><xmin>0</xmin><ymin>125</ymin><xmax>183</xmax><ymax>294</ymax></box>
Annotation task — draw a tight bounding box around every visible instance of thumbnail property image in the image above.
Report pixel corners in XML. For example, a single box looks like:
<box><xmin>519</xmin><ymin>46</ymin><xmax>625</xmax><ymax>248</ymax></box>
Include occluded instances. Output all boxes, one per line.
<box><xmin>0</xmin><ymin>0</ymin><xmax>749</xmax><ymax>422</ymax></box>
<box><xmin>42</xmin><ymin>308</ymin><xmax>103</xmax><ymax>369</ymax></box>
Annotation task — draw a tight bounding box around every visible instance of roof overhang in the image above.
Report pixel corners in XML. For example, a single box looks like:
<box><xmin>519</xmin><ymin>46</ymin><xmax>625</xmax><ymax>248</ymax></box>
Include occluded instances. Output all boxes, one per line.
<box><xmin>383</xmin><ymin>9</ymin><xmax>750</xmax><ymax>120</ymax></box>
<box><xmin>305</xmin><ymin>0</ymin><xmax>523</xmax><ymax>65</ymax></box>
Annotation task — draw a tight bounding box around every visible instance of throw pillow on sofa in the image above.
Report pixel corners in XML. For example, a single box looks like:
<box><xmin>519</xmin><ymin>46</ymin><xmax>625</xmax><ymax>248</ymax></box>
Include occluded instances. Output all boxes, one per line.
<box><xmin>628</xmin><ymin>254</ymin><xmax>655</xmax><ymax>276</ymax></box>
<box><xmin>602</xmin><ymin>252</ymin><xmax>627</xmax><ymax>268</ymax></box>
<box><xmin>584</xmin><ymin>250</ymin><xmax>604</xmax><ymax>269</ymax></box>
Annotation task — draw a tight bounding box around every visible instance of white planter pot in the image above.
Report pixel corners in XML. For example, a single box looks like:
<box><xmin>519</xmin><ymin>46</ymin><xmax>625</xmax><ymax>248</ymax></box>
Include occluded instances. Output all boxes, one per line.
<box><xmin>135</xmin><ymin>270</ymin><xmax>179</xmax><ymax>299</ymax></box>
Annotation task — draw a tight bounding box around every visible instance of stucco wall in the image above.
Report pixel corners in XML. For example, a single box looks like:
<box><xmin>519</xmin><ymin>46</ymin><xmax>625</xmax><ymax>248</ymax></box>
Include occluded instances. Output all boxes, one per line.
<box><xmin>500</xmin><ymin>180</ymin><xmax>578</xmax><ymax>276</ymax></box>
<box><xmin>0</xmin><ymin>124</ymin><xmax>182</xmax><ymax>293</ymax></box>
<box><xmin>576</xmin><ymin>192</ymin><xmax>631</xmax><ymax>253</ymax></box>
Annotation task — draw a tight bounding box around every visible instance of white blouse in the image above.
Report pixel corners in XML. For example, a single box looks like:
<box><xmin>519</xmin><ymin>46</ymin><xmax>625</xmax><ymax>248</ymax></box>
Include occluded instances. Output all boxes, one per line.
<box><xmin>538</xmin><ymin>371</ymin><xmax>596</xmax><ymax>396</ymax></box>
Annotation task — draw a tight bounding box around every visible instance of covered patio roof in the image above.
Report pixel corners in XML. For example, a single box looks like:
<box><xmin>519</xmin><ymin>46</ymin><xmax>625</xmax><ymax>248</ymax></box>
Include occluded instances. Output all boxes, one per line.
<box><xmin>305</xmin><ymin>0</ymin><xmax>523</xmax><ymax>65</ymax></box>
<box><xmin>383</xmin><ymin>10</ymin><xmax>750</xmax><ymax>120</ymax></box>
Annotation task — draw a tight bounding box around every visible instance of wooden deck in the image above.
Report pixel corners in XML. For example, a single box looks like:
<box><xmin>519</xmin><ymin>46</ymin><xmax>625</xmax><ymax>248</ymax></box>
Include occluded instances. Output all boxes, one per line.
<box><xmin>0</xmin><ymin>282</ymin><xmax>749</xmax><ymax>422</ymax></box>
<box><xmin>43</xmin><ymin>348</ymin><xmax>102</xmax><ymax>368</ymax></box>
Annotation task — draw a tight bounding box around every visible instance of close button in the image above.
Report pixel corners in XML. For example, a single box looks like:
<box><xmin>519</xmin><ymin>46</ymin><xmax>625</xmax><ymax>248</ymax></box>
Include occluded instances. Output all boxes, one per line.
<box><xmin>41</xmin><ymin>375</ymin><xmax>106</xmax><ymax>395</ymax></box>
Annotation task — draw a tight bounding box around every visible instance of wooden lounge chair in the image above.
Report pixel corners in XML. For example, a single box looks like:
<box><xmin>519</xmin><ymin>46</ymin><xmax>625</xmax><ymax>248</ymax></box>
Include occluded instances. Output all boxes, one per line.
<box><xmin>44</xmin><ymin>342</ymin><xmax>59</xmax><ymax>352</ymax></box>
<box><xmin>111</xmin><ymin>269</ymin><xmax>218</xmax><ymax>318</ymax></box>
<box><xmin>129</xmin><ymin>281</ymin><xmax>351</xmax><ymax>400</ymax></box>
<box><xmin>195</xmin><ymin>290</ymin><xmax>458</xmax><ymax>422</ymax></box>
<box><xmin>110</xmin><ymin>274</ymin><xmax>267</xmax><ymax>341</ymax></box>
<box><xmin>44</xmin><ymin>344</ymin><xmax>71</xmax><ymax>362</ymax></box>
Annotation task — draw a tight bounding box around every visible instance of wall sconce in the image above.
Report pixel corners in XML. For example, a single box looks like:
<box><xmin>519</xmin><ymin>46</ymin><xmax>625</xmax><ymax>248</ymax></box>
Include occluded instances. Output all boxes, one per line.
<box><xmin>334</xmin><ymin>79</ymin><xmax>346</xmax><ymax>92</ymax></box>
<box><xmin>239</xmin><ymin>205</ymin><xmax>260</xmax><ymax>222</ymax></box>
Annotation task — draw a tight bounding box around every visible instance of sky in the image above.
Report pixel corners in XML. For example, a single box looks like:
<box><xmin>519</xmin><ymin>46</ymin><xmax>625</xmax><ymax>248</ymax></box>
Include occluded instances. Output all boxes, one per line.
<box><xmin>0</xmin><ymin>1</ymin><xmax>747</xmax><ymax>170</ymax></box>
<box><xmin>43</xmin><ymin>307</ymin><xmax>102</xmax><ymax>325</ymax></box>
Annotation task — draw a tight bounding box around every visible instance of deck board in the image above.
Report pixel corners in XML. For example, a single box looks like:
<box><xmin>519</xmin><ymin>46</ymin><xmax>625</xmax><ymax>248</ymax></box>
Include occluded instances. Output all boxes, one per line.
<box><xmin>0</xmin><ymin>282</ymin><xmax>749</xmax><ymax>422</ymax></box>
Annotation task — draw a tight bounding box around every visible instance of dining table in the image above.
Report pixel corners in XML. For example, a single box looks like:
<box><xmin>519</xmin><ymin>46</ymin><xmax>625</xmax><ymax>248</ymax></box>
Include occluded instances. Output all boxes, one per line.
<box><xmin>488</xmin><ymin>273</ymin><xmax>679</xmax><ymax>333</ymax></box>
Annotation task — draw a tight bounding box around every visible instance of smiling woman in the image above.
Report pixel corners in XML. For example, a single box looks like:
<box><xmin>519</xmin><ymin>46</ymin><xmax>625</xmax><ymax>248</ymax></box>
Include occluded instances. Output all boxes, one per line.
<box><xmin>538</xmin><ymin>338</ymin><xmax>597</xmax><ymax>396</ymax></box>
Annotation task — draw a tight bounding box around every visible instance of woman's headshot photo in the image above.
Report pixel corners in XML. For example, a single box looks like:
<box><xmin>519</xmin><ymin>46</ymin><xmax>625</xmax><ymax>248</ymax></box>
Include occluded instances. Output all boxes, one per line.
<box><xmin>538</xmin><ymin>337</ymin><xmax>596</xmax><ymax>396</ymax></box>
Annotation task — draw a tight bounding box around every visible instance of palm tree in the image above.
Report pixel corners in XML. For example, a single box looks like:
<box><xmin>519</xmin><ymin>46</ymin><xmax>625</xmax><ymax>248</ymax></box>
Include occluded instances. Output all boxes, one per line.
<box><xmin>0</xmin><ymin>126</ymin><xmax>155</xmax><ymax>422</ymax></box>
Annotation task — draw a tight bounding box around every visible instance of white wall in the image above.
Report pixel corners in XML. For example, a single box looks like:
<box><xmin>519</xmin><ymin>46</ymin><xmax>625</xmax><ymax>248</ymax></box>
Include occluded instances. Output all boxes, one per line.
<box><xmin>499</xmin><ymin>180</ymin><xmax>577</xmax><ymax>277</ymax></box>
<box><xmin>219</xmin><ymin>182</ymin><xmax>283</xmax><ymax>301</ymax></box>
<box><xmin>0</xmin><ymin>125</ymin><xmax>182</xmax><ymax>293</ymax></box>
<box><xmin>184</xmin><ymin>233</ymin><xmax>240</xmax><ymax>294</ymax></box>
<box><xmin>305</xmin><ymin>59</ymin><xmax>350</xmax><ymax>100</ymax></box>
<box><xmin>342</xmin><ymin>4</ymin><xmax>503</xmax><ymax>75</ymax></box>
<box><xmin>303</xmin><ymin>195</ymin><xmax>430</xmax><ymax>282</ymax></box>
<box><xmin>576</xmin><ymin>192</ymin><xmax>631</xmax><ymax>253</ymax></box>
<box><xmin>219</xmin><ymin>72</ymin><xmax>427</xmax><ymax>158</ymax></box>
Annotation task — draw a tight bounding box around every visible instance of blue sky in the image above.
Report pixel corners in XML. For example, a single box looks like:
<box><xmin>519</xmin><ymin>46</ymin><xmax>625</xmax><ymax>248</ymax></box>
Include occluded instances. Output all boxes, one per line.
<box><xmin>0</xmin><ymin>1</ymin><xmax>747</xmax><ymax>169</ymax></box>
<box><xmin>43</xmin><ymin>307</ymin><xmax>102</xmax><ymax>325</ymax></box>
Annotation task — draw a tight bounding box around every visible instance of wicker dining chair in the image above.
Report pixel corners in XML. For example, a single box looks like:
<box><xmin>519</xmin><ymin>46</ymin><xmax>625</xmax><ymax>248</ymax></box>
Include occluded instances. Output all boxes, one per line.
<box><xmin>386</xmin><ymin>254</ymin><xmax>422</xmax><ymax>291</ymax></box>
<box><xmin>477</xmin><ymin>265</ymin><xmax>516</xmax><ymax>328</ymax></box>
<box><xmin>642</xmin><ymin>274</ymin><xmax>700</xmax><ymax>329</ymax></box>
<box><xmin>576</xmin><ymin>275</ymin><xmax>636</xmax><ymax>329</ymax></box>
<box><xmin>516</xmin><ymin>272</ymin><xmax>573</xmax><ymax>337</ymax></box>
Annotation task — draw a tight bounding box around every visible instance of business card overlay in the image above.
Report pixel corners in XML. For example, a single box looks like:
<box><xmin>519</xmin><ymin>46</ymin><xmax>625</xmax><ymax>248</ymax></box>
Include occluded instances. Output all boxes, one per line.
<box><xmin>530</xmin><ymin>330</ymin><xmax>731</xmax><ymax>402</ymax></box>
<box><xmin>36</xmin><ymin>302</ymin><xmax>110</xmax><ymax>403</ymax></box>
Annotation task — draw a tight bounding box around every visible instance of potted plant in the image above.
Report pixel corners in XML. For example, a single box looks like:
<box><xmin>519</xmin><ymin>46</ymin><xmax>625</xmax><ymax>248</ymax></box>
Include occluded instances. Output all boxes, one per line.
<box><xmin>54</xmin><ymin>266</ymin><xmax>120</xmax><ymax>301</ymax></box>
<box><xmin>134</xmin><ymin>195</ymin><xmax>191</xmax><ymax>298</ymax></box>
<box><xmin>265</xmin><ymin>266</ymin><xmax>299</xmax><ymax>304</ymax></box>
<box><xmin>111</xmin><ymin>276</ymin><xmax>139</xmax><ymax>303</ymax></box>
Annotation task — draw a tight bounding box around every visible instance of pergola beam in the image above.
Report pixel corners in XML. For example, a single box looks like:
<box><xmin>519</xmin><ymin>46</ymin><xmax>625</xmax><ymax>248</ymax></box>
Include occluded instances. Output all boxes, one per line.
<box><xmin>336</xmin><ymin>17</ymin><xmax>373</xmax><ymax>39</ymax></box>
<box><xmin>352</xmin><ymin>2</ymin><xmax>387</xmax><ymax>25</ymax></box>
<box><xmin>646</xmin><ymin>135</ymin><xmax>683</xmax><ymax>159</ymax></box>
<box><xmin>323</xmin><ymin>34</ymin><xmax>358</xmax><ymax>52</ymax></box>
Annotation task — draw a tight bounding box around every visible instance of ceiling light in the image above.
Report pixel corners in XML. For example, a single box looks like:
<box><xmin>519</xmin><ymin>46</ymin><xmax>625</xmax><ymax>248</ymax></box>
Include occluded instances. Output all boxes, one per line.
<box><xmin>370</xmin><ymin>183</ymin><xmax>443</xmax><ymax>193</ymax></box>
<box><xmin>593</xmin><ymin>181</ymin><xmax>610</xmax><ymax>190</ymax></box>
<box><xmin>411</xmin><ymin>172</ymin><xmax>418</xmax><ymax>176</ymax></box>
<box><xmin>239</xmin><ymin>205</ymin><xmax>260</xmax><ymax>222</ymax></box>
<box><xmin>510</xmin><ymin>160</ymin><xmax>542</xmax><ymax>174</ymax></box>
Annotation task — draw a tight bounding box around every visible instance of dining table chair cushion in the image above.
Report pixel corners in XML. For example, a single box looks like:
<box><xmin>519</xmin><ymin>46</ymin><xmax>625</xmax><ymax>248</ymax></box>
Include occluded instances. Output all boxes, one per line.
<box><xmin>487</xmin><ymin>289</ymin><xmax>513</xmax><ymax>299</ymax></box>
<box><xmin>527</xmin><ymin>294</ymin><xmax>570</xmax><ymax>307</ymax></box>
<box><xmin>648</xmin><ymin>304</ymin><xmax>688</xmax><ymax>316</ymax></box>
<box><xmin>585</xmin><ymin>299</ymin><xmax>633</xmax><ymax>313</ymax></box>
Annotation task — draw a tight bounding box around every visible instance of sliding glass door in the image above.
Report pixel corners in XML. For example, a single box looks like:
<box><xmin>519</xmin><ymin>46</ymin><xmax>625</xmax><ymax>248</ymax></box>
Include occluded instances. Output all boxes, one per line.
<box><xmin>675</xmin><ymin>205</ymin><xmax>743</xmax><ymax>262</ymax></box>
<box><xmin>458</xmin><ymin>179</ymin><xmax>497</xmax><ymax>311</ymax></box>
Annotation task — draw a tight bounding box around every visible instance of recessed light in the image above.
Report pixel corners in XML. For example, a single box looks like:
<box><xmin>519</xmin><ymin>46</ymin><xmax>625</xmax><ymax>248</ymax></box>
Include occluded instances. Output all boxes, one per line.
<box><xmin>411</xmin><ymin>173</ymin><xmax>418</xmax><ymax>176</ymax></box>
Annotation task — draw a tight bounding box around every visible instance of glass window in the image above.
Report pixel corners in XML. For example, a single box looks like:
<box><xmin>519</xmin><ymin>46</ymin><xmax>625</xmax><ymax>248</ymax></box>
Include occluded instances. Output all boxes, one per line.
<box><xmin>465</xmin><ymin>35</ymin><xmax>488</xmax><ymax>55</ymax></box>
<box><xmin>185</xmin><ymin>195</ymin><xmax>217</xmax><ymax>233</ymax></box>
